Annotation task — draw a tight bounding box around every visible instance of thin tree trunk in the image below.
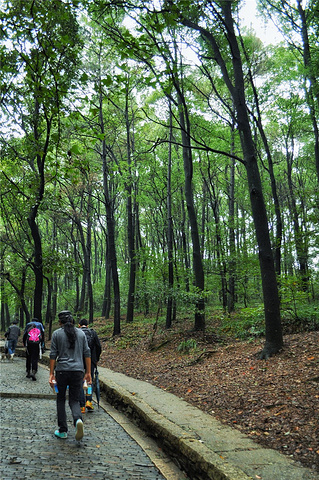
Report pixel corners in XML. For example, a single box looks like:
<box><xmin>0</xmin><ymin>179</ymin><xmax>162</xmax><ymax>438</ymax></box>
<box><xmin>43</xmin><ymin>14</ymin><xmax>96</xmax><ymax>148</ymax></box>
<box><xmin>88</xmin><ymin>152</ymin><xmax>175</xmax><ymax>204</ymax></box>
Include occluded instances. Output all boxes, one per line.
<box><xmin>166</xmin><ymin>99</ymin><xmax>174</xmax><ymax>329</ymax></box>
<box><xmin>86</xmin><ymin>185</ymin><xmax>94</xmax><ymax>323</ymax></box>
<box><xmin>177</xmin><ymin>94</ymin><xmax>205</xmax><ymax>331</ymax></box>
<box><xmin>125</xmin><ymin>91</ymin><xmax>137</xmax><ymax>324</ymax></box>
<box><xmin>297</xmin><ymin>0</ymin><xmax>319</xmax><ymax>184</ymax></box>
<box><xmin>286</xmin><ymin>149</ymin><xmax>309</xmax><ymax>289</ymax></box>
<box><xmin>180</xmin><ymin>187</ymin><xmax>190</xmax><ymax>292</ymax></box>
<box><xmin>28</xmin><ymin>215</ymin><xmax>43</xmax><ymax>321</ymax></box>
<box><xmin>102</xmin><ymin>233</ymin><xmax>112</xmax><ymax>319</ymax></box>
<box><xmin>98</xmin><ymin>73</ymin><xmax>121</xmax><ymax>335</ymax></box>
<box><xmin>247</xmin><ymin>69</ymin><xmax>282</xmax><ymax>276</ymax></box>
<box><xmin>228</xmin><ymin>153</ymin><xmax>236</xmax><ymax>313</ymax></box>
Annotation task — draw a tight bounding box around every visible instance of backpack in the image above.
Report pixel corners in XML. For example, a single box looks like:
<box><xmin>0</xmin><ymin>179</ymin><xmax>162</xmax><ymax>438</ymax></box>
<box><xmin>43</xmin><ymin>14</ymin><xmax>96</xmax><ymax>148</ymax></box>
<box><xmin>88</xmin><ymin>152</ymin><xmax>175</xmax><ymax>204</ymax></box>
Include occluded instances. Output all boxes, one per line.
<box><xmin>83</xmin><ymin>328</ymin><xmax>95</xmax><ymax>350</ymax></box>
<box><xmin>27</xmin><ymin>327</ymin><xmax>41</xmax><ymax>344</ymax></box>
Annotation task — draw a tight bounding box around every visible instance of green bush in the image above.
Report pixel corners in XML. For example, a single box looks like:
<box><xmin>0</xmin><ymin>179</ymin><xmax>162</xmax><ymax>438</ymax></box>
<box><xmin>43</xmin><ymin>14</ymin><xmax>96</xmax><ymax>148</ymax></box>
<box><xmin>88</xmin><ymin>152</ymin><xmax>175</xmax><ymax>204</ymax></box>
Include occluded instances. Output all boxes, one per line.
<box><xmin>281</xmin><ymin>303</ymin><xmax>319</xmax><ymax>333</ymax></box>
<box><xmin>177</xmin><ymin>338</ymin><xmax>198</xmax><ymax>354</ymax></box>
<box><xmin>218</xmin><ymin>306</ymin><xmax>265</xmax><ymax>339</ymax></box>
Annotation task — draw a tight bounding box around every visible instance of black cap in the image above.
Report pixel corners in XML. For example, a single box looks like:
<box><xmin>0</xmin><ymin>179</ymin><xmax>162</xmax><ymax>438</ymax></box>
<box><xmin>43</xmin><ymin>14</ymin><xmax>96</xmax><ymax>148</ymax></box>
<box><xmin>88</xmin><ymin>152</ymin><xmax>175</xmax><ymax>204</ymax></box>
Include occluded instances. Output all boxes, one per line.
<box><xmin>58</xmin><ymin>311</ymin><xmax>73</xmax><ymax>322</ymax></box>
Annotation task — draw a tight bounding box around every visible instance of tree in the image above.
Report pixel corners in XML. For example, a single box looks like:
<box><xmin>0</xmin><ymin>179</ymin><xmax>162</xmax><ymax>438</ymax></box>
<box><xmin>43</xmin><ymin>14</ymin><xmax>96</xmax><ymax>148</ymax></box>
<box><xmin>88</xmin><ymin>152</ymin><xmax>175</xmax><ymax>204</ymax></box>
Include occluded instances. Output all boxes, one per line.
<box><xmin>259</xmin><ymin>0</ymin><xmax>319</xmax><ymax>185</ymax></box>
<box><xmin>175</xmin><ymin>0</ymin><xmax>283</xmax><ymax>356</ymax></box>
<box><xmin>0</xmin><ymin>0</ymin><xmax>83</xmax><ymax>322</ymax></box>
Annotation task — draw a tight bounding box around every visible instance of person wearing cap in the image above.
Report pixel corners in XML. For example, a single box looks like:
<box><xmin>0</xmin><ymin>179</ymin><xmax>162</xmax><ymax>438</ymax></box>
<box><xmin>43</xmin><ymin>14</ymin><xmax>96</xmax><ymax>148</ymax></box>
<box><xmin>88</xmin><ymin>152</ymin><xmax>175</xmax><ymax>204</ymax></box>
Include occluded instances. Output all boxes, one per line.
<box><xmin>4</xmin><ymin>319</ymin><xmax>20</xmax><ymax>360</ymax></box>
<box><xmin>49</xmin><ymin>310</ymin><xmax>91</xmax><ymax>441</ymax></box>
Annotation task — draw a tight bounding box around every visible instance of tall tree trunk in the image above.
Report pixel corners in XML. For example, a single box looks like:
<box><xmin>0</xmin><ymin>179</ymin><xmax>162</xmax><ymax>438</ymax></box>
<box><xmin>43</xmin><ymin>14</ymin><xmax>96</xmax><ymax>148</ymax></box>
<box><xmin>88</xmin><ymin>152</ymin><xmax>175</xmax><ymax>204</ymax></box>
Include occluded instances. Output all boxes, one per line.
<box><xmin>73</xmin><ymin>218</ymin><xmax>89</xmax><ymax>315</ymax></box>
<box><xmin>28</xmin><ymin>215</ymin><xmax>43</xmax><ymax>321</ymax></box>
<box><xmin>27</xmin><ymin>94</ymin><xmax>49</xmax><ymax>323</ymax></box>
<box><xmin>248</xmin><ymin>70</ymin><xmax>283</xmax><ymax>276</ymax></box>
<box><xmin>125</xmin><ymin>92</ymin><xmax>137</xmax><ymax>324</ymax></box>
<box><xmin>98</xmin><ymin>78</ymin><xmax>121</xmax><ymax>335</ymax></box>
<box><xmin>1</xmin><ymin>256</ymin><xmax>10</xmax><ymax>330</ymax></box>
<box><xmin>286</xmin><ymin>149</ymin><xmax>309</xmax><ymax>289</ymax></box>
<box><xmin>136</xmin><ymin>211</ymin><xmax>149</xmax><ymax>315</ymax></box>
<box><xmin>228</xmin><ymin>152</ymin><xmax>236</xmax><ymax>313</ymax></box>
<box><xmin>166</xmin><ymin>99</ymin><xmax>174</xmax><ymax>329</ymax></box>
<box><xmin>223</xmin><ymin>4</ymin><xmax>282</xmax><ymax>357</ymax></box>
<box><xmin>297</xmin><ymin>0</ymin><xmax>319</xmax><ymax>184</ymax></box>
<box><xmin>103</xmin><ymin>173</ymin><xmax>121</xmax><ymax>335</ymax></box>
<box><xmin>44</xmin><ymin>275</ymin><xmax>52</xmax><ymax>329</ymax></box>
<box><xmin>86</xmin><ymin>185</ymin><xmax>94</xmax><ymax>323</ymax></box>
<box><xmin>180</xmin><ymin>187</ymin><xmax>190</xmax><ymax>293</ymax></box>
<box><xmin>181</xmin><ymin>3</ymin><xmax>283</xmax><ymax>356</ymax></box>
<box><xmin>203</xmin><ymin>171</ymin><xmax>227</xmax><ymax>310</ymax></box>
<box><xmin>5</xmin><ymin>268</ymin><xmax>30</xmax><ymax>323</ymax></box>
<box><xmin>177</xmin><ymin>94</ymin><xmax>205</xmax><ymax>331</ymax></box>
<box><xmin>101</xmin><ymin>232</ymin><xmax>112</xmax><ymax>319</ymax></box>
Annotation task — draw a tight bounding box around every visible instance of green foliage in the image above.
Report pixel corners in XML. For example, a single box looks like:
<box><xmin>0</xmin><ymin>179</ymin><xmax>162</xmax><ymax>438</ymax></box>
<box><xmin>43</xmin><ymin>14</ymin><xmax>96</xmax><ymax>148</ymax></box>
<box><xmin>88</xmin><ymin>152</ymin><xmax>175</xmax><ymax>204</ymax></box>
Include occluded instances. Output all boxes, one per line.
<box><xmin>219</xmin><ymin>307</ymin><xmax>266</xmax><ymax>340</ymax></box>
<box><xmin>280</xmin><ymin>275</ymin><xmax>319</xmax><ymax>332</ymax></box>
<box><xmin>279</xmin><ymin>275</ymin><xmax>314</xmax><ymax>330</ymax></box>
<box><xmin>177</xmin><ymin>338</ymin><xmax>198</xmax><ymax>354</ymax></box>
<box><xmin>101</xmin><ymin>315</ymin><xmax>157</xmax><ymax>349</ymax></box>
<box><xmin>281</xmin><ymin>303</ymin><xmax>319</xmax><ymax>333</ymax></box>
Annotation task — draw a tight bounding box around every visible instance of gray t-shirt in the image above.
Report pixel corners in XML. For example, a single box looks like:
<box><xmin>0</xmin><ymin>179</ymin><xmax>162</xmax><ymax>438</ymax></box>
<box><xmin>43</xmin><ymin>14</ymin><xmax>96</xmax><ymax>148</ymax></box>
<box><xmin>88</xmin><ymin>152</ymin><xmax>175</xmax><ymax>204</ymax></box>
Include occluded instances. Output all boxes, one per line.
<box><xmin>5</xmin><ymin>324</ymin><xmax>20</xmax><ymax>341</ymax></box>
<box><xmin>50</xmin><ymin>326</ymin><xmax>91</xmax><ymax>372</ymax></box>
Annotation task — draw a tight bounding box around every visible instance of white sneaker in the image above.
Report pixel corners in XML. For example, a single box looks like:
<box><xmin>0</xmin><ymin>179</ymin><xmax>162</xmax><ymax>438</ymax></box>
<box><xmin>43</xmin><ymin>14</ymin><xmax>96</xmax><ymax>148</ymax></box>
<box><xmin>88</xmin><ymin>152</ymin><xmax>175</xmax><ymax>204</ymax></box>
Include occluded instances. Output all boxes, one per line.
<box><xmin>75</xmin><ymin>419</ymin><xmax>84</xmax><ymax>441</ymax></box>
<box><xmin>10</xmin><ymin>354</ymin><xmax>14</xmax><ymax>361</ymax></box>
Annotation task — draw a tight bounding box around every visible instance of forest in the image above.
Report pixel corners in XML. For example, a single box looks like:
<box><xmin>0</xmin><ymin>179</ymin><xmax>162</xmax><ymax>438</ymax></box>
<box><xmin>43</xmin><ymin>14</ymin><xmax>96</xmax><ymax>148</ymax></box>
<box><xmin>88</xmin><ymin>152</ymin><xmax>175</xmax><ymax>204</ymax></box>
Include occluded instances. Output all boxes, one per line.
<box><xmin>1</xmin><ymin>0</ymin><xmax>318</xmax><ymax>359</ymax></box>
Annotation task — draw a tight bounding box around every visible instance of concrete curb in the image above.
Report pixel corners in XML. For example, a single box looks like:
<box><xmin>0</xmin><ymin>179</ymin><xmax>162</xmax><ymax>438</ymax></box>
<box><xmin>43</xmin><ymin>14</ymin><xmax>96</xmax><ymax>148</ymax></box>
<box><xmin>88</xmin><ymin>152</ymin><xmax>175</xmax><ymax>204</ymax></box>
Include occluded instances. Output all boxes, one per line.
<box><xmin>98</xmin><ymin>376</ymin><xmax>251</xmax><ymax>480</ymax></box>
<box><xmin>102</xmin><ymin>381</ymin><xmax>252</xmax><ymax>480</ymax></box>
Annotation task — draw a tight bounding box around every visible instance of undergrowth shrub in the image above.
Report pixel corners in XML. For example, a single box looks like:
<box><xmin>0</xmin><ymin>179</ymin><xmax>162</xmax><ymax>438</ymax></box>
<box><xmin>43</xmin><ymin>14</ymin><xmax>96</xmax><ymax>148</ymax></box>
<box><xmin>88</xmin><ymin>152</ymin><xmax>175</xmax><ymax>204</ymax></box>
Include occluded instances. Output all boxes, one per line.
<box><xmin>219</xmin><ymin>306</ymin><xmax>265</xmax><ymax>340</ymax></box>
<box><xmin>177</xmin><ymin>338</ymin><xmax>198</xmax><ymax>354</ymax></box>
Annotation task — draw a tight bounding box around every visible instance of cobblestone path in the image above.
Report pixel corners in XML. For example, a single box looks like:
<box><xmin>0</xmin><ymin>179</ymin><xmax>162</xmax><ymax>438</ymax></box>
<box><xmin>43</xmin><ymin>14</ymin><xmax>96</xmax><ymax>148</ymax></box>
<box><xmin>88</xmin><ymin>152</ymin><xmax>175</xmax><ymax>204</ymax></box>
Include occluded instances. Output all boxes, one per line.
<box><xmin>0</xmin><ymin>358</ymin><xmax>166</xmax><ymax>480</ymax></box>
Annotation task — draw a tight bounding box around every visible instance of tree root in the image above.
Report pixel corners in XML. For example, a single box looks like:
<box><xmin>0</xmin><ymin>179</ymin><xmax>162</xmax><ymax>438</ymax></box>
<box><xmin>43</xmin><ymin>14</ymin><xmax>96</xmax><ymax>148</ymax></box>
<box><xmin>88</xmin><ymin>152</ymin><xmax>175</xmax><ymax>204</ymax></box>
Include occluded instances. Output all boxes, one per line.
<box><xmin>187</xmin><ymin>350</ymin><xmax>217</xmax><ymax>365</ymax></box>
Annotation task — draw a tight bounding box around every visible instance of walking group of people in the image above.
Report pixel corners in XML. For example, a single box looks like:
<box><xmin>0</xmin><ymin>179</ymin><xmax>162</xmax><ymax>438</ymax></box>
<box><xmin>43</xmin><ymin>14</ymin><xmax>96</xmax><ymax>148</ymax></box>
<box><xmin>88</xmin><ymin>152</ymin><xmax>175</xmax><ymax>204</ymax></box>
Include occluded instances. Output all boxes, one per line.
<box><xmin>3</xmin><ymin>311</ymin><xmax>101</xmax><ymax>442</ymax></box>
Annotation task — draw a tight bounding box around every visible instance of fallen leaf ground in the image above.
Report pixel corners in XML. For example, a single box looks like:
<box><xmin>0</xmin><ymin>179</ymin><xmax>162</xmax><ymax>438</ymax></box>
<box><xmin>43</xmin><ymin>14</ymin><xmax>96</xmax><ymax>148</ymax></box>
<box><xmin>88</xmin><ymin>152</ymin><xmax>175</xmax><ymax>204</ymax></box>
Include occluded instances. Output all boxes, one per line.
<box><xmin>98</xmin><ymin>321</ymin><xmax>319</xmax><ymax>473</ymax></box>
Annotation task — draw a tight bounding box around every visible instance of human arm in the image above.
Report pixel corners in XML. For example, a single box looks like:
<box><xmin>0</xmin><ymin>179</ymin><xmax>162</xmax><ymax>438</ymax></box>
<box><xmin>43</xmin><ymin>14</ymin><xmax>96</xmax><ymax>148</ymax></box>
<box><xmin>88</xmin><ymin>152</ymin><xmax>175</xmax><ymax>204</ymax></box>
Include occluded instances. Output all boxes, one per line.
<box><xmin>84</xmin><ymin>356</ymin><xmax>92</xmax><ymax>384</ymax></box>
<box><xmin>49</xmin><ymin>358</ymin><xmax>56</xmax><ymax>387</ymax></box>
<box><xmin>49</xmin><ymin>332</ymin><xmax>58</xmax><ymax>387</ymax></box>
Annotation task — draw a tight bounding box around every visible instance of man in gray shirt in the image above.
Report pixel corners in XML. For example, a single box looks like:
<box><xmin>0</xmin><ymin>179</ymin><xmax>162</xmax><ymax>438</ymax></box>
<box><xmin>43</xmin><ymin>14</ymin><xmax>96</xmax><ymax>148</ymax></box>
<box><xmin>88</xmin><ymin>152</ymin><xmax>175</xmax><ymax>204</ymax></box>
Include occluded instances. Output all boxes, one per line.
<box><xmin>49</xmin><ymin>311</ymin><xmax>91</xmax><ymax>441</ymax></box>
<box><xmin>4</xmin><ymin>319</ymin><xmax>20</xmax><ymax>360</ymax></box>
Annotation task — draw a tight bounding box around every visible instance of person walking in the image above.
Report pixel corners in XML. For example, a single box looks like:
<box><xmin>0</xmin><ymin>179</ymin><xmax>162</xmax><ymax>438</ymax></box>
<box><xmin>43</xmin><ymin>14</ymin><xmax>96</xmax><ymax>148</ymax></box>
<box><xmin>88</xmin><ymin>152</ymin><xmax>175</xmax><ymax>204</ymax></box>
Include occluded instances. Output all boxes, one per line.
<box><xmin>24</xmin><ymin>319</ymin><xmax>45</xmax><ymax>351</ymax></box>
<box><xmin>78</xmin><ymin>319</ymin><xmax>102</xmax><ymax>413</ymax></box>
<box><xmin>49</xmin><ymin>311</ymin><xmax>91</xmax><ymax>441</ymax></box>
<box><xmin>4</xmin><ymin>319</ymin><xmax>20</xmax><ymax>361</ymax></box>
<box><xmin>23</xmin><ymin>320</ymin><xmax>43</xmax><ymax>380</ymax></box>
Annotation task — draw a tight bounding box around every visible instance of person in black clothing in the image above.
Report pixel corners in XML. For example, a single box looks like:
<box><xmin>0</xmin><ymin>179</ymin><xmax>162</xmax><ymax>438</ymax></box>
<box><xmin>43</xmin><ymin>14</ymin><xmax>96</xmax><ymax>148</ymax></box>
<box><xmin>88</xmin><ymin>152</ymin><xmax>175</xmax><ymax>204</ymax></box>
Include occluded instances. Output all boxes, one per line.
<box><xmin>23</xmin><ymin>319</ymin><xmax>45</xmax><ymax>351</ymax></box>
<box><xmin>78</xmin><ymin>319</ymin><xmax>101</xmax><ymax>412</ymax></box>
<box><xmin>4</xmin><ymin>319</ymin><xmax>20</xmax><ymax>360</ymax></box>
<box><xmin>23</xmin><ymin>319</ymin><xmax>43</xmax><ymax>381</ymax></box>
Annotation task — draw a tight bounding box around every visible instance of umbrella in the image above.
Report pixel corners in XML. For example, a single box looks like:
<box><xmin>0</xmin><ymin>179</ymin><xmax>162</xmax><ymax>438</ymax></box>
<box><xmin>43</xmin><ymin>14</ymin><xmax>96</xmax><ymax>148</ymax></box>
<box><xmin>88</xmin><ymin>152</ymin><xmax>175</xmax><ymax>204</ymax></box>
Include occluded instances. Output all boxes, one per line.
<box><xmin>94</xmin><ymin>367</ymin><xmax>100</xmax><ymax>409</ymax></box>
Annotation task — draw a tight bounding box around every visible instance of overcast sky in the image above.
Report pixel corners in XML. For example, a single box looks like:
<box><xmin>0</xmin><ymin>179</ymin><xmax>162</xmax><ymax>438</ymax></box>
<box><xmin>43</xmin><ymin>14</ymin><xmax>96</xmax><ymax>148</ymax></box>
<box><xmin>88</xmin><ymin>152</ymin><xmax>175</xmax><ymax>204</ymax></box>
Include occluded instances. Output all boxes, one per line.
<box><xmin>239</xmin><ymin>0</ymin><xmax>283</xmax><ymax>45</ymax></box>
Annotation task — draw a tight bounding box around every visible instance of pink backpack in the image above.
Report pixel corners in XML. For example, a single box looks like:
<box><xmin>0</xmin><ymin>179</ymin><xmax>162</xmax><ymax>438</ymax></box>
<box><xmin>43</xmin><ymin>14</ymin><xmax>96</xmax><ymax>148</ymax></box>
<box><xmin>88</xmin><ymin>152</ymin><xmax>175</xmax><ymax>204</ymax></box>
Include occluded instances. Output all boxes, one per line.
<box><xmin>28</xmin><ymin>327</ymin><xmax>41</xmax><ymax>343</ymax></box>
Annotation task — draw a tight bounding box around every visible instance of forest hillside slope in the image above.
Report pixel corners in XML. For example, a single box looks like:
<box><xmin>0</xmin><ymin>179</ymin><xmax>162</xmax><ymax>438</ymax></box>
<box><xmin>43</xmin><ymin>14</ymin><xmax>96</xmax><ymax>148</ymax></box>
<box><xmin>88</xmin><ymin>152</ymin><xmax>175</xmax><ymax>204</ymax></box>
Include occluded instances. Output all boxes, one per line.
<box><xmin>97</xmin><ymin>321</ymin><xmax>319</xmax><ymax>472</ymax></box>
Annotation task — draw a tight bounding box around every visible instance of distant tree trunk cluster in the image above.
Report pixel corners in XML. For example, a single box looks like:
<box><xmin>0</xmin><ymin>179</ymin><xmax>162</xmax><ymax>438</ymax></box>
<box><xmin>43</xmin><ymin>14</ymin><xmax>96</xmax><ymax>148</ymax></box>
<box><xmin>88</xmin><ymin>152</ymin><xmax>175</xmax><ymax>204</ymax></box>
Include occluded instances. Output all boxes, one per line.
<box><xmin>1</xmin><ymin>0</ymin><xmax>318</xmax><ymax>357</ymax></box>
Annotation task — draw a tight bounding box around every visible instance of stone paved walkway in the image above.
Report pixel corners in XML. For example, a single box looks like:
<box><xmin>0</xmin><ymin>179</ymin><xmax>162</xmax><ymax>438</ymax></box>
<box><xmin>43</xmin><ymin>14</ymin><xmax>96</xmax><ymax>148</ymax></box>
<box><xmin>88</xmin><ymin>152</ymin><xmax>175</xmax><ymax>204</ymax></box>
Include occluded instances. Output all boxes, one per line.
<box><xmin>0</xmin><ymin>357</ymin><xmax>168</xmax><ymax>480</ymax></box>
